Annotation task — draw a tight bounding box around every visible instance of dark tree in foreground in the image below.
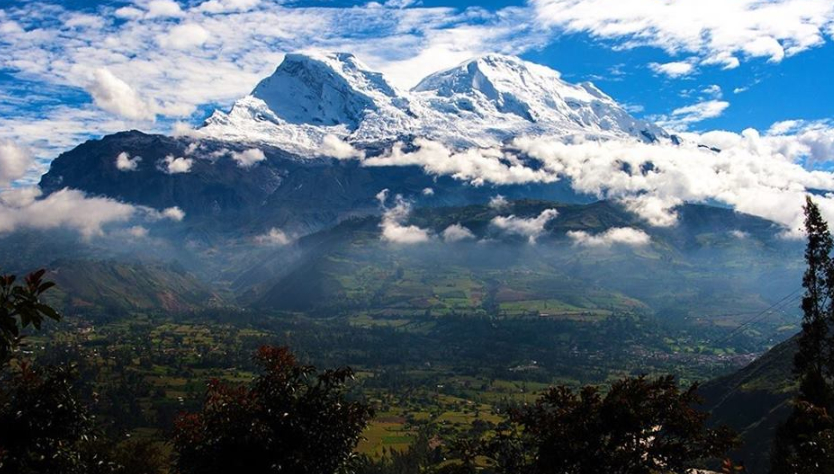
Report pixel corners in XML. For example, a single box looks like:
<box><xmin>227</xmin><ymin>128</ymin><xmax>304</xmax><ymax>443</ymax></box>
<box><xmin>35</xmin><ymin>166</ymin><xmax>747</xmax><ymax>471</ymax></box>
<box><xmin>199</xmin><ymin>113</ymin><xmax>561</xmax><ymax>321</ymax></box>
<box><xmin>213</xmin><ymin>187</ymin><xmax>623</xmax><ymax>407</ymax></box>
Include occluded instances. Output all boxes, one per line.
<box><xmin>0</xmin><ymin>270</ymin><xmax>165</xmax><ymax>474</ymax></box>
<box><xmin>772</xmin><ymin>197</ymin><xmax>834</xmax><ymax>473</ymax></box>
<box><xmin>0</xmin><ymin>362</ymin><xmax>104</xmax><ymax>474</ymax></box>
<box><xmin>0</xmin><ymin>269</ymin><xmax>60</xmax><ymax>363</ymax></box>
<box><xmin>173</xmin><ymin>346</ymin><xmax>373</xmax><ymax>474</ymax></box>
<box><xmin>487</xmin><ymin>375</ymin><xmax>735</xmax><ymax>474</ymax></box>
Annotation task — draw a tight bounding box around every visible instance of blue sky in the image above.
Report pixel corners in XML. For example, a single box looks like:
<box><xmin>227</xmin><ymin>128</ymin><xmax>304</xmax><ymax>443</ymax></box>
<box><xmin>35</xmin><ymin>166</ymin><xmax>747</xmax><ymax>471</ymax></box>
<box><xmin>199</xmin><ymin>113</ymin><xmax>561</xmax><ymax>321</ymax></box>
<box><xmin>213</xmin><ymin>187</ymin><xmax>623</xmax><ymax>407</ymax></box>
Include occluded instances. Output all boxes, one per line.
<box><xmin>0</xmin><ymin>0</ymin><xmax>833</xmax><ymax>164</ymax></box>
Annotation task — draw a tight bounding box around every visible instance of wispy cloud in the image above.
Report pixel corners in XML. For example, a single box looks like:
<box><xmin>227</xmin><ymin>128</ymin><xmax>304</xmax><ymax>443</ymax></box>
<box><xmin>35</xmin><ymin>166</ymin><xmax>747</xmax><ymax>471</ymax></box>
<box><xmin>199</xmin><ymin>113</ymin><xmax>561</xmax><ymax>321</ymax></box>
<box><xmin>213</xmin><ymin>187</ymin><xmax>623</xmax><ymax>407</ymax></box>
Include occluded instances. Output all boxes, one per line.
<box><xmin>655</xmin><ymin>100</ymin><xmax>730</xmax><ymax>130</ymax></box>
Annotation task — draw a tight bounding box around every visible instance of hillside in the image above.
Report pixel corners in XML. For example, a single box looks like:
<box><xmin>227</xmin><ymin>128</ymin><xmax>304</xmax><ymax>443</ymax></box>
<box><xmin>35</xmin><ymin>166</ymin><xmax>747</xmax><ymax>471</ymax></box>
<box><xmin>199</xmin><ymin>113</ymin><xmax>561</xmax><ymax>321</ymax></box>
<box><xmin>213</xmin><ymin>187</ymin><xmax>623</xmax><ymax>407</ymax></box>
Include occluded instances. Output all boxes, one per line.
<box><xmin>41</xmin><ymin>259</ymin><xmax>217</xmax><ymax>314</ymax></box>
<box><xmin>700</xmin><ymin>336</ymin><xmax>798</xmax><ymax>473</ymax></box>
<box><xmin>249</xmin><ymin>199</ymin><xmax>801</xmax><ymax>343</ymax></box>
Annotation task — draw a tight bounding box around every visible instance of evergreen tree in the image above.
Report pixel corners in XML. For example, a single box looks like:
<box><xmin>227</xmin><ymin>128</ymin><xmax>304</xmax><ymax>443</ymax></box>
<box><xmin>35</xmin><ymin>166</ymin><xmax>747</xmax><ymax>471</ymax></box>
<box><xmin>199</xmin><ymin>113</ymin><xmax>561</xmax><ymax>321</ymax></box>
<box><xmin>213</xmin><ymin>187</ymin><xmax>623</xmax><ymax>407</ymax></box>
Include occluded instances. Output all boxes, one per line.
<box><xmin>795</xmin><ymin>196</ymin><xmax>834</xmax><ymax>406</ymax></box>
<box><xmin>771</xmin><ymin>197</ymin><xmax>834</xmax><ymax>473</ymax></box>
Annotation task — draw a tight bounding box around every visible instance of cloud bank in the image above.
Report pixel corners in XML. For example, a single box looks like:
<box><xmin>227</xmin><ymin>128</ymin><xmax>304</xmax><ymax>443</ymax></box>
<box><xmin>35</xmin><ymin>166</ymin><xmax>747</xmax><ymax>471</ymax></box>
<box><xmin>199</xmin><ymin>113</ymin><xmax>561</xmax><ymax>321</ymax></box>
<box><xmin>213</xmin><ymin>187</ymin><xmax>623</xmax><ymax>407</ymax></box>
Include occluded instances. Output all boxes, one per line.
<box><xmin>491</xmin><ymin>209</ymin><xmax>559</xmax><ymax>243</ymax></box>
<box><xmin>568</xmin><ymin>227</ymin><xmax>651</xmax><ymax>248</ymax></box>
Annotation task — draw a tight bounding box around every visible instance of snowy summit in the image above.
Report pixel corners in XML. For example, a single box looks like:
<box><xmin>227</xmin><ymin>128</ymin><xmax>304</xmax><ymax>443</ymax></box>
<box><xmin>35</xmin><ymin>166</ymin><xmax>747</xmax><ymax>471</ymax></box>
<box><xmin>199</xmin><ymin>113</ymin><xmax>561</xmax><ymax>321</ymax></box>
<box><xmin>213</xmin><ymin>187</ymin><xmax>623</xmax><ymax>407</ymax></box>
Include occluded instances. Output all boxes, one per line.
<box><xmin>201</xmin><ymin>52</ymin><xmax>669</xmax><ymax>156</ymax></box>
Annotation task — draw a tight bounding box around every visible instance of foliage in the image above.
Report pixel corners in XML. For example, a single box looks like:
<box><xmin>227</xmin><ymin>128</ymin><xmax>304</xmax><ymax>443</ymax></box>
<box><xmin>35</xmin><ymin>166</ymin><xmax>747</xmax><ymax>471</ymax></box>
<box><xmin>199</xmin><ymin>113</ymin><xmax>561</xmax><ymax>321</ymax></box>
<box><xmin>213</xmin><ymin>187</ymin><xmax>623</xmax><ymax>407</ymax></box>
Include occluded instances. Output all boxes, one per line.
<box><xmin>771</xmin><ymin>401</ymin><xmax>834</xmax><ymax>474</ymax></box>
<box><xmin>172</xmin><ymin>346</ymin><xmax>374</xmax><ymax>474</ymax></box>
<box><xmin>0</xmin><ymin>269</ymin><xmax>60</xmax><ymax>363</ymax></box>
<box><xmin>794</xmin><ymin>196</ymin><xmax>834</xmax><ymax>406</ymax></box>
<box><xmin>772</xmin><ymin>197</ymin><xmax>834</xmax><ymax>473</ymax></box>
<box><xmin>488</xmin><ymin>375</ymin><xmax>736</xmax><ymax>474</ymax></box>
<box><xmin>0</xmin><ymin>362</ymin><xmax>107</xmax><ymax>474</ymax></box>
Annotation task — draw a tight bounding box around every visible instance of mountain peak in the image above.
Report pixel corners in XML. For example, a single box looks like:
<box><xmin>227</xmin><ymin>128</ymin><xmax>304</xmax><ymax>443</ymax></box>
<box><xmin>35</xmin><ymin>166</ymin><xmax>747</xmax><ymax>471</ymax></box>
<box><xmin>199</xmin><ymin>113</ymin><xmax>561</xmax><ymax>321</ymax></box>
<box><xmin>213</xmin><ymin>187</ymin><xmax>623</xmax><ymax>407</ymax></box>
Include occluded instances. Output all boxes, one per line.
<box><xmin>202</xmin><ymin>51</ymin><xmax>668</xmax><ymax>155</ymax></box>
<box><xmin>249</xmin><ymin>51</ymin><xmax>401</xmax><ymax>129</ymax></box>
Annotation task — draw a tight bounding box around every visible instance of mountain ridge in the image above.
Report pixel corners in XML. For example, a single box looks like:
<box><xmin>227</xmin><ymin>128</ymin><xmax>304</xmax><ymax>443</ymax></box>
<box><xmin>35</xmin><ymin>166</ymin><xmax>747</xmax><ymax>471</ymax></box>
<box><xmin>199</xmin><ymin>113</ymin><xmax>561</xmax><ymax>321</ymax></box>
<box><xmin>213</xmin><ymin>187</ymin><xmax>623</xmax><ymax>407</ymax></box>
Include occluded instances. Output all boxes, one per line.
<box><xmin>201</xmin><ymin>52</ymin><xmax>671</xmax><ymax>155</ymax></box>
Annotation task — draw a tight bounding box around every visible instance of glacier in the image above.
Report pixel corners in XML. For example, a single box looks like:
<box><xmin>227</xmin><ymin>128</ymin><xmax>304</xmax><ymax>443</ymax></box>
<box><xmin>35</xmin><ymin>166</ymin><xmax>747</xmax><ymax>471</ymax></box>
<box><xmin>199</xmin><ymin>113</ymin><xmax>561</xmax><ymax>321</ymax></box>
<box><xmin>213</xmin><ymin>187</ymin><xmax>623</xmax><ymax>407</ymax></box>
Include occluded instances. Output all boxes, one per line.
<box><xmin>201</xmin><ymin>52</ymin><xmax>671</xmax><ymax>156</ymax></box>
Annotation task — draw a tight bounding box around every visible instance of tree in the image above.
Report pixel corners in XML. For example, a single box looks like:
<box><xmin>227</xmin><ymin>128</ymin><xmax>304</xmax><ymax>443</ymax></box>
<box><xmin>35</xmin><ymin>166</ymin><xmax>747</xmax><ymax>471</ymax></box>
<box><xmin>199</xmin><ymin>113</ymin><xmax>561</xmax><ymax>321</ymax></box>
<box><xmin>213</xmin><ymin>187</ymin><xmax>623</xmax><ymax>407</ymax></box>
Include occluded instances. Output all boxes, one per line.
<box><xmin>0</xmin><ymin>269</ymin><xmax>61</xmax><ymax>363</ymax></box>
<box><xmin>771</xmin><ymin>197</ymin><xmax>834</xmax><ymax>473</ymax></box>
<box><xmin>487</xmin><ymin>375</ymin><xmax>735</xmax><ymax>474</ymax></box>
<box><xmin>795</xmin><ymin>196</ymin><xmax>834</xmax><ymax>406</ymax></box>
<box><xmin>0</xmin><ymin>361</ymin><xmax>114</xmax><ymax>474</ymax></box>
<box><xmin>173</xmin><ymin>346</ymin><xmax>373</xmax><ymax>474</ymax></box>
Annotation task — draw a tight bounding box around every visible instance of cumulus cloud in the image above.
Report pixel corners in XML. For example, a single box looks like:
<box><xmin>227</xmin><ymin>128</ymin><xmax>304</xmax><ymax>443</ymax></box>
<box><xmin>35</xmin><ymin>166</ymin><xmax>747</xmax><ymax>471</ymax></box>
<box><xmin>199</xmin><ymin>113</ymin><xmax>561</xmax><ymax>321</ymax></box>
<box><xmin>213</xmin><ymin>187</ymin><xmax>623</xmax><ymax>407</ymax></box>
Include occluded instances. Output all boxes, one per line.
<box><xmin>161</xmin><ymin>206</ymin><xmax>185</xmax><ymax>221</ymax></box>
<box><xmin>115</xmin><ymin>151</ymin><xmax>141</xmax><ymax>171</ymax></box>
<box><xmin>318</xmin><ymin>134</ymin><xmax>364</xmax><ymax>159</ymax></box>
<box><xmin>489</xmin><ymin>194</ymin><xmax>510</xmax><ymax>210</ymax></box>
<box><xmin>198</xmin><ymin>0</ymin><xmax>261</xmax><ymax>13</ymax></box>
<box><xmin>567</xmin><ymin>227</ymin><xmax>651</xmax><ymax>248</ymax></box>
<box><xmin>0</xmin><ymin>141</ymin><xmax>34</xmax><ymax>186</ymax></box>
<box><xmin>255</xmin><ymin>227</ymin><xmax>291</xmax><ymax>246</ymax></box>
<box><xmin>0</xmin><ymin>188</ymin><xmax>137</xmax><ymax>238</ymax></box>
<box><xmin>532</xmin><ymin>0</ymin><xmax>834</xmax><ymax>68</ymax></box>
<box><xmin>442</xmin><ymin>223</ymin><xmax>475</xmax><ymax>242</ymax></box>
<box><xmin>422</xmin><ymin>187</ymin><xmax>435</xmax><ymax>196</ymax></box>
<box><xmin>364</xmin><ymin>139</ymin><xmax>557</xmax><ymax>186</ymax></box>
<box><xmin>378</xmin><ymin>191</ymin><xmax>432</xmax><ymax>244</ymax></box>
<box><xmin>620</xmin><ymin>195</ymin><xmax>680</xmax><ymax>227</ymax></box>
<box><xmin>158</xmin><ymin>23</ymin><xmax>210</xmax><ymax>50</ymax></box>
<box><xmin>491</xmin><ymin>208</ymin><xmax>558</xmax><ymax>243</ymax></box>
<box><xmin>146</xmin><ymin>0</ymin><xmax>184</xmax><ymax>18</ymax></box>
<box><xmin>231</xmin><ymin>148</ymin><xmax>266</xmax><ymax>167</ymax></box>
<box><xmin>512</xmin><ymin>133</ymin><xmax>834</xmax><ymax>234</ymax></box>
<box><xmin>87</xmin><ymin>68</ymin><xmax>157</xmax><ymax>121</ymax></box>
<box><xmin>649</xmin><ymin>61</ymin><xmax>695</xmax><ymax>78</ymax></box>
<box><xmin>160</xmin><ymin>155</ymin><xmax>194</xmax><ymax>174</ymax></box>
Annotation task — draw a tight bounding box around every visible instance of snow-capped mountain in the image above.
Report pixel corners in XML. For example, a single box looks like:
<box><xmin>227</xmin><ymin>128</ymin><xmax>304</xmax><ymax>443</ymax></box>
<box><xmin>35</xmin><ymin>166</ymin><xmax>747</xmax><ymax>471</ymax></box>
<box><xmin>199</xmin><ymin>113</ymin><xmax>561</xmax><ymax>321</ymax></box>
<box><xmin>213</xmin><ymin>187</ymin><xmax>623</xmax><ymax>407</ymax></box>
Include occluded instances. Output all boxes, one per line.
<box><xmin>201</xmin><ymin>52</ymin><xmax>669</xmax><ymax>155</ymax></box>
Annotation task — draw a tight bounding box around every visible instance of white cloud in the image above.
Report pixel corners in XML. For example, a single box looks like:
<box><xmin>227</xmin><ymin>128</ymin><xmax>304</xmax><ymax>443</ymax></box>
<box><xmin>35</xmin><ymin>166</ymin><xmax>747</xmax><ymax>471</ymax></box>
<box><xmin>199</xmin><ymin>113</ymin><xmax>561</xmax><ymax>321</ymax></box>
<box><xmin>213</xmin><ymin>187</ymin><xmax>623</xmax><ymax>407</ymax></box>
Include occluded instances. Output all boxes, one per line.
<box><xmin>231</xmin><ymin>148</ymin><xmax>266</xmax><ymax>167</ymax></box>
<box><xmin>378</xmin><ymin>192</ymin><xmax>432</xmax><ymax>244</ymax></box>
<box><xmin>619</xmin><ymin>195</ymin><xmax>679</xmax><ymax>227</ymax></box>
<box><xmin>381</xmin><ymin>220</ymin><xmax>432</xmax><ymax>244</ymax></box>
<box><xmin>115</xmin><ymin>151</ymin><xmax>142</xmax><ymax>171</ymax></box>
<box><xmin>730</xmin><ymin>230</ymin><xmax>749</xmax><ymax>239</ymax></box>
<box><xmin>489</xmin><ymin>194</ymin><xmax>510</xmax><ymax>210</ymax></box>
<box><xmin>161</xmin><ymin>206</ymin><xmax>185</xmax><ymax>221</ymax></box>
<box><xmin>319</xmin><ymin>134</ymin><xmax>364</xmax><ymax>159</ymax></box>
<box><xmin>0</xmin><ymin>187</ymin><xmax>137</xmax><ymax>238</ymax></box>
<box><xmin>702</xmin><ymin>85</ymin><xmax>722</xmax><ymax>99</ymax></box>
<box><xmin>115</xmin><ymin>6</ymin><xmax>144</xmax><ymax>19</ymax></box>
<box><xmin>0</xmin><ymin>141</ymin><xmax>34</xmax><ymax>187</ymax></box>
<box><xmin>87</xmin><ymin>68</ymin><xmax>156</xmax><ymax>121</ymax></box>
<box><xmin>567</xmin><ymin>227</ymin><xmax>651</xmax><ymax>248</ymax></box>
<box><xmin>442</xmin><ymin>223</ymin><xmax>475</xmax><ymax>242</ymax></box>
<box><xmin>656</xmin><ymin>100</ymin><xmax>730</xmax><ymax>130</ymax></box>
<box><xmin>364</xmin><ymin>139</ymin><xmax>557</xmax><ymax>186</ymax></box>
<box><xmin>422</xmin><ymin>187</ymin><xmax>435</xmax><ymax>196</ymax></box>
<box><xmin>198</xmin><ymin>0</ymin><xmax>261</xmax><ymax>13</ymax></box>
<box><xmin>532</xmin><ymin>0</ymin><xmax>834</xmax><ymax>68</ymax></box>
<box><xmin>255</xmin><ymin>227</ymin><xmax>291</xmax><ymax>246</ymax></box>
<box><xmin>146</xmin><ymin>0</ymin><xmax>183</xmax><ymax>19</ymax></box>
<box><xmin>158</xmin><ymin>23</ymin><xmax>210</xmax><ymax>50</ymax></box>
<box><xmin>160</xmin><ymin>155</ymin><xmax>194</xmax><ymax>174</ymax></box>
<box><xmin>512</xmin><ymin>133</ymin><xmax>834</xmax><ymax>234</ymax></box>
<box><xmin>375</xmin><ymin>188</ymin><xmax>390</xmax><ymax>206</ymax></box>
<box><xmin>649</xmin><ymin>61</ymin><xmax>695</xmax><ymax>78</ymax></box>
<box><xmin>127</xmin><ymin>225</ymin><xmax>149</xmax><ymax>238</ymax></box>
<box><xmin>491</xmin><ymin>208</ymin><xmax>558</xmax><ymax>243</ymax></box>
